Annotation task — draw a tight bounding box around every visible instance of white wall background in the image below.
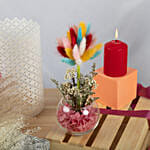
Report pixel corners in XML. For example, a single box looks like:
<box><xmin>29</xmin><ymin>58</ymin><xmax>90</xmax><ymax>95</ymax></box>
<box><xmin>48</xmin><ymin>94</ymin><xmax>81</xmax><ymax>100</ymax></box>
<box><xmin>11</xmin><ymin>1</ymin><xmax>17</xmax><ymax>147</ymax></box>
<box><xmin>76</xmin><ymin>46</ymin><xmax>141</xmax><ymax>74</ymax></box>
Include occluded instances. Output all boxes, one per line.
<box><xmin>0</xmin><ymin>0</ymin><xmax>149</xmax><ymax>87</ymax></box>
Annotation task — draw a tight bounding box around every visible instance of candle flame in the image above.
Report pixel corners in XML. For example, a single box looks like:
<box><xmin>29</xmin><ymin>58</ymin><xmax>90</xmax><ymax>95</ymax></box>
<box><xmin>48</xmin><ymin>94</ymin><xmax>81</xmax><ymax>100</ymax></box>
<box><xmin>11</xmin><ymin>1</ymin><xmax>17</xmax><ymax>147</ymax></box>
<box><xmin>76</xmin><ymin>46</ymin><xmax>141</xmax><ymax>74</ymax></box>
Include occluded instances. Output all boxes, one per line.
<box><xmin>115</xmin><ymin>28</ymin><xmax>118</xmax><ymax>39</ymax></box>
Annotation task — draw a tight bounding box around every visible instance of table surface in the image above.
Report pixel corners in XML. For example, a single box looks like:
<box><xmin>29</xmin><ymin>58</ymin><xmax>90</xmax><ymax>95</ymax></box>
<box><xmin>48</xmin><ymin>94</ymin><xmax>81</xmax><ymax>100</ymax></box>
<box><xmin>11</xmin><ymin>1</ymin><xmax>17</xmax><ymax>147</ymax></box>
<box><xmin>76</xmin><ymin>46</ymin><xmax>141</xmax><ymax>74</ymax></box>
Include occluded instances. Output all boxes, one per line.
<box><xmin>25</xmin><ymin>88</ymin><xmax>61</xmax><ymax>138</ymax></box>
<box><xmin>25</xmin><ymin>88</ymin><xmax>150</xmax><ymax>150</ymax></box>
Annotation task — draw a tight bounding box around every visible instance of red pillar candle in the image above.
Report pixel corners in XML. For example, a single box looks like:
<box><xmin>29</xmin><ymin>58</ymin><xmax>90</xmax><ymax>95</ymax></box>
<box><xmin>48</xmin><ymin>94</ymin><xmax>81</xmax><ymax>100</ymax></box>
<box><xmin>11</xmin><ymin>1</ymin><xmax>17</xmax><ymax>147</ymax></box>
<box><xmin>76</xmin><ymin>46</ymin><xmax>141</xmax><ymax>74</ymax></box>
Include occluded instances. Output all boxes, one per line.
<box><xmin>104</xmin><ymin>29</ymin><xmax>128</xmax><ymax>77</ymax></box>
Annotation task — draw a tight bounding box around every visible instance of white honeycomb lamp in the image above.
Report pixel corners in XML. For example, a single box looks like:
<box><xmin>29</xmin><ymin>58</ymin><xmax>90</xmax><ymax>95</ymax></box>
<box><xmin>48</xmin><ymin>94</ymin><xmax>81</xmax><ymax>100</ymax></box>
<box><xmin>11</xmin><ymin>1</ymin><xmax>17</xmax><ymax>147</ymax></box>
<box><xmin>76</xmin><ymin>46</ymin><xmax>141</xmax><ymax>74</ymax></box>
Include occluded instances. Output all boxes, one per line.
<box><xmin>0</xmin><ymin>18</ymin><xmax>44</xmax><ymax>116</ymax></box>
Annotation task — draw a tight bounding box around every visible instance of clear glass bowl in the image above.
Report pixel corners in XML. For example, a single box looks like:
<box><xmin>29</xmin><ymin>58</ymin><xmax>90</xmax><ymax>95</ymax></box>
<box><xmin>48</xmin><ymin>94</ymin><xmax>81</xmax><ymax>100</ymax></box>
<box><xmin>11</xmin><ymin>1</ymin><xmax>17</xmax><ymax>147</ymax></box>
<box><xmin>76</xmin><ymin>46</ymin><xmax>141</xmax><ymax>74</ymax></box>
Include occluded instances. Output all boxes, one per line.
<box><xmin>56</xmin><ymin>98</ymin><xmax>100</xmax><ymax>136</ymax></box>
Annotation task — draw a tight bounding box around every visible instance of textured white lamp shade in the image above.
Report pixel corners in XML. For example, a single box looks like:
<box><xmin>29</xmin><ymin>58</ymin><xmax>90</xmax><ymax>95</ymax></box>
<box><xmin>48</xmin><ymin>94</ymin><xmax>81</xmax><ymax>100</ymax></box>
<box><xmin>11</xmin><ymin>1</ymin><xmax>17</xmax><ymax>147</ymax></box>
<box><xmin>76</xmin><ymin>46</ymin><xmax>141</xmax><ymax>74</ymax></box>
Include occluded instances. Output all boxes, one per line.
<box><xmin>0</xmin><ymin>18</ymin><xmax>44</xmax><ymax>116</ymax></box>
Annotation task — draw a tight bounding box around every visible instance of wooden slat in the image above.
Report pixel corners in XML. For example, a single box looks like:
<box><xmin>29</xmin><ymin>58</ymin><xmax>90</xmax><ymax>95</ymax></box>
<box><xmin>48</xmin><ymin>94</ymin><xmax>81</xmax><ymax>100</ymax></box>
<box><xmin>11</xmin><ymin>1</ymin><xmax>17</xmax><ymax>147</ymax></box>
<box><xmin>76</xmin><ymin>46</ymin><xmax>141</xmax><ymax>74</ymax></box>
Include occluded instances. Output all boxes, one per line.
<box><xmin>92</xmin><ymin>103</ymin><xmax>130</xmax><ymax>150</ymax></box>
<box><xmin>141</xmin><ymin>131</ymin><xmax>150</xmax><ymax>150</ymax></box>
<box><xmin>92</xmin><ymin>115</ymin><xmax>124</xmax><ymax>149</ymax></box>
<box><xmin>116</xmin><ymin>118</ymin><xmax>148</xmax><ymax>150</ymax></box>
<box><xmin>69</xmin><ymin>129</ymin><xmax>93</xmax><ymax>146</ymax></box>
<box><xmin>50</xmin><ymin>142</ymin><xmax>92</xmax><ymax>150</ymax></box>
<box><xmin>116</xmin><ymin>97</ymin><xmax>150</xmax><ymax>150</ymax></box>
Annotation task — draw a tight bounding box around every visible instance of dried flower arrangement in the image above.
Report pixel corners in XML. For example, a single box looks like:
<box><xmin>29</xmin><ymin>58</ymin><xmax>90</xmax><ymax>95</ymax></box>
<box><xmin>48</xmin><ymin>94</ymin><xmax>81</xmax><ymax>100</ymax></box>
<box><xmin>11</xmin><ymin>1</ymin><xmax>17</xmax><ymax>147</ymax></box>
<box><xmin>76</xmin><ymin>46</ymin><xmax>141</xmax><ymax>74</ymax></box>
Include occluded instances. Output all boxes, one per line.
<box><xmin>51</xmin><ymin>63</ymin><xmax>99</xmax><ymax>112</ymax></box>
<box><xmin>51</xmin><ymin>22</ymin><xmax>102</xmax><ymax>135</ymax></box>
<box><xmin>52</xmin><ymin>22</ymin><xmax>102</xmax><ymax>111</ymax></box>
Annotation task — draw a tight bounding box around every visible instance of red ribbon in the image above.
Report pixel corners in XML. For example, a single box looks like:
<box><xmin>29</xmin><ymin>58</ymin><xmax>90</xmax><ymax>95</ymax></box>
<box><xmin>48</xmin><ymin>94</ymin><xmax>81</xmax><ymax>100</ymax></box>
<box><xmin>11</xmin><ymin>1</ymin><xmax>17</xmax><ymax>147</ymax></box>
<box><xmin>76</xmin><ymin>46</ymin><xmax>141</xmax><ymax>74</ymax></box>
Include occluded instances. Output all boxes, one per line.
<box><xmin>99</xmin><ymin>108</ymin><xmax>150</xmax><ymax>129</ymax></box>
<box><xmin>137</xmin><ymin>83</ymin><xmax>150</xmax><ymax>99</ymax></box>
<box><xmin>99</xmin><ymin>95</ymin><xmax>150</xmax><ymax>129</ymax></box>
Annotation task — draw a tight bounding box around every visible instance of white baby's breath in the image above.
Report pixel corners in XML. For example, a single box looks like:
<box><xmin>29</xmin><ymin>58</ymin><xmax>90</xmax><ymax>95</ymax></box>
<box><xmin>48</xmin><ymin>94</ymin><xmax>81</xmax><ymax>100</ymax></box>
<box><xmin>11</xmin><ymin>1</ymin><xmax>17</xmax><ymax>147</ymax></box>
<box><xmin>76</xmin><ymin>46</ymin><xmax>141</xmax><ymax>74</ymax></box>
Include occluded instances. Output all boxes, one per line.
<box><xmin>51</xmin><ymin>63</ymin><xmax>99</xmax><ymax>112</ymax></box>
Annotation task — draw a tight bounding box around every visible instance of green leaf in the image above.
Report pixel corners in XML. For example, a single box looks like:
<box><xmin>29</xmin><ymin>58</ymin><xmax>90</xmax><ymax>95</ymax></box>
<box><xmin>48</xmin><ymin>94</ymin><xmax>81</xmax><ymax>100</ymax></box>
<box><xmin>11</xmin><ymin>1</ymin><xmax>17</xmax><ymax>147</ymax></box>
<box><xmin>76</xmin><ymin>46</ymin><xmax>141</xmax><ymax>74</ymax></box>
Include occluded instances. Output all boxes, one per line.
<box><xmin>89</xmin><ymin>91</ymin><xmax>95</xmax><ymax>95</ymax></box>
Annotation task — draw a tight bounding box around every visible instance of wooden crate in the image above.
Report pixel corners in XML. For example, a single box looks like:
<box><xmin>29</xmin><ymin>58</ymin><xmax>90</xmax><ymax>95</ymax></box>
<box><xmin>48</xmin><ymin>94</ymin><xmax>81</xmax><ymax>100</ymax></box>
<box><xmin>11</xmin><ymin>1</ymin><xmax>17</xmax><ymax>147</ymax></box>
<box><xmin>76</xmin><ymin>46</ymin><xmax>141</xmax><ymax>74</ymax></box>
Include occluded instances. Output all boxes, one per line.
<box><xmin>26</xmin><ymin>89</ymin><xmax>150</xmax><ymax>150</ymax></box>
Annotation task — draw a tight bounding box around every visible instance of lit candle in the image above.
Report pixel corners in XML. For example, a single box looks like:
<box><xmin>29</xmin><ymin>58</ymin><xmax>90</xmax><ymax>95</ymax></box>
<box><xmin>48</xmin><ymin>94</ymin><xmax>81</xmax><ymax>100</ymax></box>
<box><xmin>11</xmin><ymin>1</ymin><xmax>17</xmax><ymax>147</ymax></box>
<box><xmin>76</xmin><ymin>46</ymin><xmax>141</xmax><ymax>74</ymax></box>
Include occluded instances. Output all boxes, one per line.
<box><xmin>104</xmin><ymin>29</ymin><xmax>128</xmax><ymax>77</ymax></box>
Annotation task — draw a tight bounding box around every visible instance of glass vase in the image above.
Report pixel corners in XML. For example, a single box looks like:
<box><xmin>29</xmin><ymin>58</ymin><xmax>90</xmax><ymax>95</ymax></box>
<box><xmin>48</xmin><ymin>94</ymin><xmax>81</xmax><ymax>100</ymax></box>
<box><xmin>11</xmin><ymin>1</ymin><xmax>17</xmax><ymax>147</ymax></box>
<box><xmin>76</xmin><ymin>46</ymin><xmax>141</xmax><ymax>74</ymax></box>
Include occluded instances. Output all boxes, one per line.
<box><xmin>57</xmin><ymin>98</ymin><xmax>100</xmax><ymax>136</ymax></box>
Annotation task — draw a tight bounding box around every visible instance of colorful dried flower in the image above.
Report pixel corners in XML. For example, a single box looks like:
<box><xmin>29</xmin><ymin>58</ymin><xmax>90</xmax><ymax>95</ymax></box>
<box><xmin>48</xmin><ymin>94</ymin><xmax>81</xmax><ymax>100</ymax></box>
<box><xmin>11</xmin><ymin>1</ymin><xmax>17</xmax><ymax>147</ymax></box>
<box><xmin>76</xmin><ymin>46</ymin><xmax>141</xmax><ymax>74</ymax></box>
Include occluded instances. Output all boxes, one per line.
<box><xmin>57</xmin><ymin>22</ymin><xmax>103</xmax><ymax>66</ymax></box>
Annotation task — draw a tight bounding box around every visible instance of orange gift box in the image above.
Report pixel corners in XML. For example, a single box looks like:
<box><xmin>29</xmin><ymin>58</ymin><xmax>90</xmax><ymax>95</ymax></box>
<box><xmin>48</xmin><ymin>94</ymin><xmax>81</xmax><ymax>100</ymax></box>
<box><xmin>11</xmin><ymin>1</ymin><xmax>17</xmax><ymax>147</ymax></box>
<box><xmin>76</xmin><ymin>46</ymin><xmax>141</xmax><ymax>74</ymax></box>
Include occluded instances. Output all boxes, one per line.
<box><xmin>93</xmin><ymin>67</ymin><xmax>137</xmax><ymax>109</ymax></box>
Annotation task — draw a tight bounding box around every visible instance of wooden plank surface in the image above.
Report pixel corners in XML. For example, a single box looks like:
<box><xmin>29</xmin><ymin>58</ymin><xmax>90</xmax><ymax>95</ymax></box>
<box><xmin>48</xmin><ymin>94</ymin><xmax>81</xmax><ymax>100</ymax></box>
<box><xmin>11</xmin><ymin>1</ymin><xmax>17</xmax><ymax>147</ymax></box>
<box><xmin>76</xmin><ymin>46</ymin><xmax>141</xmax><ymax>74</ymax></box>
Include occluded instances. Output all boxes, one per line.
<box><xmin>51</xmin><ymin>142</ymin><xmax>92</xmax><ymax>150</ymax></box>
<box><xmin>92</xmin><ymin>104</ymin><xmax>130</xmax><ymax>150</ymax></box>
<box><xmin>116</xmin><ymin>97</ymin><xmax>150</xmax><ymax>150</ymax></box>
<box><xmin>141</xmin><ymin>131</ymin><xmax>150</xmax><ymax>150</ymax></box>
<box><xmin>92</xmin><ymin>115</ymin><xmax>124</xmax><ymax>150</ymax></box>
<box><xmin>25</xmin><ymin>89</ymin><xmax>150</xmax><ymax>150</ymax></box>
<box><xmin>68</xmin><ymin>126</ymin><xmax>95</xmax><ymax>147</ymax></box>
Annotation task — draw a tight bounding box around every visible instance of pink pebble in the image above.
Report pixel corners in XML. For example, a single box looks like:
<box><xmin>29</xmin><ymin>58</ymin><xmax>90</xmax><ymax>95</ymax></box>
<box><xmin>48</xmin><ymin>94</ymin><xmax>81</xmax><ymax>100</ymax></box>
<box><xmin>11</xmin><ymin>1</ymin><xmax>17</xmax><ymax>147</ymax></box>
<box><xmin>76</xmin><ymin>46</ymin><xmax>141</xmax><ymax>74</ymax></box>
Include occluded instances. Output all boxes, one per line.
<box><xmin>57</xmin><ymin>104</ymin><xmax>99</xmax><ymax>133</ymax></box>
